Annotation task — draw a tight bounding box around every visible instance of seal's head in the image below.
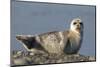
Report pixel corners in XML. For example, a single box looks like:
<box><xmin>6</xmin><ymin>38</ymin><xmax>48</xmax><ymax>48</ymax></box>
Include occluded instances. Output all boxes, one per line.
<box><xmin>70</xmin><ymin>18</ymin><xmax>83</xmax><ymax>34</ymax></box>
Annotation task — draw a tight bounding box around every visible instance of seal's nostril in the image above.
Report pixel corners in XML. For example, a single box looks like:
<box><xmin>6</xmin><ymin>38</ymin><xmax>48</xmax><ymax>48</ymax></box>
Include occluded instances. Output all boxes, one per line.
<box><xmin>77</xmin><ymin>25</ymin><xmax>80</xmax><ymax>29</ymax></box>
<box><xmin>77</xmin><ymin>25</ymin><xmax>80</xmax><ymax>27</ymax></box>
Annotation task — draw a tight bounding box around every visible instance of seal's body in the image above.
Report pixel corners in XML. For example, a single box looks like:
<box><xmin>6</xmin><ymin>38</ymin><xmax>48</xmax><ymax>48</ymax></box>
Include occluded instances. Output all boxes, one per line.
<box><xmin>16</xmin><ymin>18</ymin><xmax>83</xmax><ymax>54</ymax></box>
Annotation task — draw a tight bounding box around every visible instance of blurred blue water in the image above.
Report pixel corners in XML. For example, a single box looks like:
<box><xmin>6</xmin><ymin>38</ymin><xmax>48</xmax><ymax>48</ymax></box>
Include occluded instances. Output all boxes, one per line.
<box><xmin>11</xmin><ymin>1</ymin><xmax>96</xmax><ymax>56</ymax></box>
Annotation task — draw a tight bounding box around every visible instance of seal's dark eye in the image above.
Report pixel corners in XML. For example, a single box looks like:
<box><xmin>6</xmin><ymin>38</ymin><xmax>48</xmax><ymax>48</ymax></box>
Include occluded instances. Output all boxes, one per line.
<box><xmin>80</xmin><ymin>23</ymin><xmax>83</xmax><ymax>25</ymax></box>
<box><xmin>73</xmin><ymin>22</ymin><xmax>77</xmax><ymax>25</ymax></box>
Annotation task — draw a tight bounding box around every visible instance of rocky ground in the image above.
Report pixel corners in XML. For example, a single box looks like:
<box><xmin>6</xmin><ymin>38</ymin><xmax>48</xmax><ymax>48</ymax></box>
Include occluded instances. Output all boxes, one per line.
<box><xmin>11</xmin><ymin>50</ymin><xmax>96</xmax><ymax>66</ymax></box>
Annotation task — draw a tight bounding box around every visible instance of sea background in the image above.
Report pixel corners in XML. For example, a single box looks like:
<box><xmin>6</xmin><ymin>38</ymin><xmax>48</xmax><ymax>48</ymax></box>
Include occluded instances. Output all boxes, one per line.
<box><xmin>11</xmin><ymin>0</ymin><xmax>96</xmax><ymax>56</ymax></box>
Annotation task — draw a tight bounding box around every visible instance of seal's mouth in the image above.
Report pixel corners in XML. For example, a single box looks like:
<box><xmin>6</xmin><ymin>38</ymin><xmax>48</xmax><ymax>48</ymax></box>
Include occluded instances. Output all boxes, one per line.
<box><xmin>76</xmin><ymin>27</ymin><xmax>81</xmax><ymax>32</ymax></box>
<box><xmin>76</xmin><ymin>27</ymin><xmax>80</xmax><ymax>29</ymax></box>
